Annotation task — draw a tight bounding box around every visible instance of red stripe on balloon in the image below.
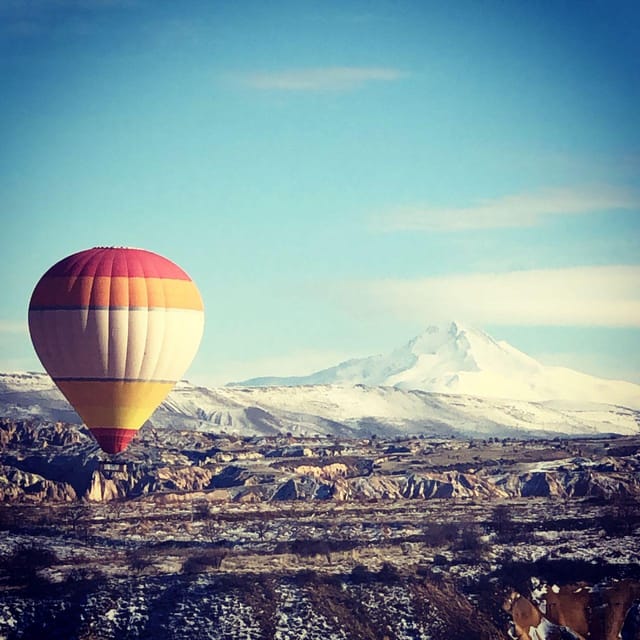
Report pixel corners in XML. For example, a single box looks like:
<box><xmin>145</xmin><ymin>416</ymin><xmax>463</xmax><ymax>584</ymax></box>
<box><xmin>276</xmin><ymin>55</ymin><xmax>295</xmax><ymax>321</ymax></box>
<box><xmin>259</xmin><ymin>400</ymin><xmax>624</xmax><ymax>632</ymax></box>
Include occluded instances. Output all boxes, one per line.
<box><xmin>42</xmin><ymin>247</ymin><xmax>192</xmax><ymax>280</ymax></box>
<box><xmin>89</xmin><ymin>427</ymin><xmax>139</xmax><ymax>455</ymax></box>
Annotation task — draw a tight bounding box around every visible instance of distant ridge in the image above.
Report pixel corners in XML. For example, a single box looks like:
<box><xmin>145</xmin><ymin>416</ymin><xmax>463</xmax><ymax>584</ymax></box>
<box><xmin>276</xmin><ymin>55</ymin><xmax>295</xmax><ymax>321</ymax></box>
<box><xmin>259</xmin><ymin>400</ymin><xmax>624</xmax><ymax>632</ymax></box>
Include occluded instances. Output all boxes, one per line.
<box><xmin>230</xmin><ymin>321</ymin><xmax>640</xmax><ymax>409</ymax></box>
<box><xmin>2</xmin><ymin>370</ymin><xmax>639</xmax><ymax>439</ymax></box>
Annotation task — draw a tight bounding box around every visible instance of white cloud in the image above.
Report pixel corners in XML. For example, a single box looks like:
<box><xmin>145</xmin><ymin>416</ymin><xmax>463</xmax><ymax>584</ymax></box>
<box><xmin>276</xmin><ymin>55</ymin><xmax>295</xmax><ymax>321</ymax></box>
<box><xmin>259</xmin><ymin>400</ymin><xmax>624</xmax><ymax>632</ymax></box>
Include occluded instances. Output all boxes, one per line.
<box><xmin>192</xmin><ymin>348</ymin><xmax>355</xmax><ymax>387</ymax></box>
<box><xmin>239</xmin><ymin>67</ymin><xmax>406</xmax><ymax>91</ymax></box>
<box><xmin>0</xmin><ymin>320</ymin><xmax>27</xmax><ymax>334</ymax></box>
<box><xmin>374</xmin><ymin>185</ymin><xmax>640</xmax><ymax>232</ymax></box>
<box><xmin>349</xmin><ymin>265</ymin><xmax>640</xmax><ymax>327</ymax></box>
<box><xmin>533</xmin><ymin>351</ymin><xmax>640</xmax><ymax>383</ymax></box>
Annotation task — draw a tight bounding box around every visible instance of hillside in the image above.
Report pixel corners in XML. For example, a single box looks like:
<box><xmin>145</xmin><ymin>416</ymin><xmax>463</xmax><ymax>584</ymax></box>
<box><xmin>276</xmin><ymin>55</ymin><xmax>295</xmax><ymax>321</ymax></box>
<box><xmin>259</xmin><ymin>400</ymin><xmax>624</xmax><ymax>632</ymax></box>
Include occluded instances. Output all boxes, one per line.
<box><xmin>1</xmin><ymin>372</ymin><xmax>638</xmax><ymax>440</ymax></box>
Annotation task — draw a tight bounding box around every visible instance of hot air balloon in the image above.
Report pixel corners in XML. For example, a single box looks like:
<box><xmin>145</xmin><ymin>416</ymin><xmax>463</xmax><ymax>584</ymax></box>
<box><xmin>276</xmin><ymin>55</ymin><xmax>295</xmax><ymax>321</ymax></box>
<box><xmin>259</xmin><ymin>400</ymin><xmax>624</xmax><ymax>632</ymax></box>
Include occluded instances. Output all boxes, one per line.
<box><xmin>28</xmin><ymin>247</ymin><xmax>204</xmax><ymax>455</ymax></box>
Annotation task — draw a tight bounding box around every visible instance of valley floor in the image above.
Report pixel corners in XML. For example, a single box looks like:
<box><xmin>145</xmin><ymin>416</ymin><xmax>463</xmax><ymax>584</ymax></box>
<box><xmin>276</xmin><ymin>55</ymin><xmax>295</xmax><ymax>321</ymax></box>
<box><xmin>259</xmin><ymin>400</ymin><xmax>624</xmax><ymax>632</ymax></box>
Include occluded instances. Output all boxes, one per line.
<box><xmin>1</xmin><ymin>424</ymin><xmax>639</xmax><ymax>639</ymax></box>
<box><xmin>1</xmin><ymin>494</ymin><xmax>639</xmax><ymax>639</ymax></box>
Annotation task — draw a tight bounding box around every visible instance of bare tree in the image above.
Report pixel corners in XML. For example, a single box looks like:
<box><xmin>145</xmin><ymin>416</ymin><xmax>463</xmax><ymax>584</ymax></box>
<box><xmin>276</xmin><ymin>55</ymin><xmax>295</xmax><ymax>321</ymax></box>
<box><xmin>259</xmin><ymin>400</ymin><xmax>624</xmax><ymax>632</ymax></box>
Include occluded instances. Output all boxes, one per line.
<box><xmin>191</xmin><ymin>498</ymin><xmax>211</xmax><ymax>522</ymax></box>
<box><xmin>201</xmin><ymin>518</ymin><xmax>219</xmax><ymax>544</ymax></box>
<box><xmin>66</xmin><ymin>504</ymin><xmax>91</xmax><ymax>540</ymax></box>
<box><xmin>492</xmin><ymin>503</ymin><xmax>514</xmax><ymax>541</ymax></box>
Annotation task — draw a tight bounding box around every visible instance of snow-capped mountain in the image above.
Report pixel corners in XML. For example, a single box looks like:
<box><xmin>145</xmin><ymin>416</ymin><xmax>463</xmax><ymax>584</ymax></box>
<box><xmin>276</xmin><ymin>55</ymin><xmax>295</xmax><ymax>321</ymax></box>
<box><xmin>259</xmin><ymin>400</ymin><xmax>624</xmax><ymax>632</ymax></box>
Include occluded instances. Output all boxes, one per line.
<box><xmin>1</xmin><ymin>322</ymin><xmax>638</xmax><ymax>440</ymax></box>
<box><xmin>233</xmin><ymin>322</ymin><xmax>640</xmax><ymax>409</ymax></box>
<box><xmin>1</xmin><ymin>370</ymin><xmax>638</xmax><ymax>439</ymax></box>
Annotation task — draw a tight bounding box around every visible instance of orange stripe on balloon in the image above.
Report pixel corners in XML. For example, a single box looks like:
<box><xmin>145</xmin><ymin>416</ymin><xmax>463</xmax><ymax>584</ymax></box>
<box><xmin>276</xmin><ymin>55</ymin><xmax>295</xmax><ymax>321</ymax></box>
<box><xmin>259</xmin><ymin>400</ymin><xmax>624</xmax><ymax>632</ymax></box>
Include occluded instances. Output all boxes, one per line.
<box><xmin>30</xmin><ymin>276</ymin><xmax>203</xmax><ymax>310</ymax></box>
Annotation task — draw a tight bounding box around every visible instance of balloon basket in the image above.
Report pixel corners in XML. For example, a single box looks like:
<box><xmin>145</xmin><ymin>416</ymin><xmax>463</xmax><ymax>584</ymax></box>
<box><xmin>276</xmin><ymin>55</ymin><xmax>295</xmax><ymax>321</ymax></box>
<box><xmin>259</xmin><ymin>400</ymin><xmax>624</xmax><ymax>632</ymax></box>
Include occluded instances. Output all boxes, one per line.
<box><xmin>99</xmin><ymin>460</ymin><xmax>129</xmax><ymax>476</ymax></box>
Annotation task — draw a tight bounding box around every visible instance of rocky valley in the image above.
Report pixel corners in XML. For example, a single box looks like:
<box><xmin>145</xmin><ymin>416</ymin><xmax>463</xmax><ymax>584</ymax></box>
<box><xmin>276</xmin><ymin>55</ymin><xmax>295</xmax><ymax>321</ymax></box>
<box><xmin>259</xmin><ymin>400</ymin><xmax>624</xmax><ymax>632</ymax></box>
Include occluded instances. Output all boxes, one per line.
<box><xmin>1</xmin><ymin>415</ymin><xmax>640</xmax><ymax>639</ymax></box>
<box><xmin>1</xmin><ymin>345</ymin><xmax>639</xmax><ymax>640</ymax></box>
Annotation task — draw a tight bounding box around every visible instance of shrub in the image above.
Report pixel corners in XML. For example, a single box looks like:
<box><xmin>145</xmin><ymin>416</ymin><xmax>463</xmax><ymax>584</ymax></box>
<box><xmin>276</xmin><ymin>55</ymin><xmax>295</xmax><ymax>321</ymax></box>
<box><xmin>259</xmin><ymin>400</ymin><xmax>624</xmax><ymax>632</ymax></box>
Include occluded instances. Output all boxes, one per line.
<box><xmin>5</xmin><ymin>543</ymin><xmax>58</xmax><ymax>572</ymax></box>
<box><xmin>191</xmin><ymin>499</ymin><xmax>211</xmax><ymax>521</ymax></box>
<box><xmin>292</xmin><ymin>569</ymin><xmax>319</xmax><ymax>585</ymax></box>
<box><xmin>456</xmin><ymin>524</ymin><xmax>487</xmax><ymax>556</ymax></box>
<box><xmin>126</xmin><ymin>547</ymin><xmax>154</xmax><ymax>572</ymax></box>
<box><xmin>182</xmin><ymin>548</ymin><xmax>227</xmax><ymax>574</ymax></box>
<box><xmin>599</xmin><ymin>499</ymin><xmax>638</xmax><ymax>537</ymax></box>
<box><xmin>65</xmin><ymin>505</ymin><xmax>91</xmax><ymax>539</ymax></box>
<box><xmin>66</xmin><ymin>567</ymin><xmax>106</xmax><ymax>586</ymax></box>
<box><xmin>290</xmin><ymin>539</ymin><xmax>331</xmax><ymax>564</ymax></box>
<box><xmin>492</xmin><ymin>503</ymin><xmax>514</xmax><ymax>540</ymax></box>
<box><xmin>422</xmin><ymin>522</ymin><xmax>459</xmax><ymax>547</ymax></box>
<box><xmin>1</xmin><ymin>543</ymin><xmax>59</xmax><ymax>590</ymax></box>
<box><xmin>0</xmin><ymin>506</ymin><xmax>18</xmax><ymax>531</ymax></box>
<box><xmin>349</xmin><ymin>564</ymin><xmax>374</xmax><ymax>584</ymax></box>
<box><xmin>377</xmin><ymin>562</ymin><xmax>401</xmax><ymax>583</ymax></box>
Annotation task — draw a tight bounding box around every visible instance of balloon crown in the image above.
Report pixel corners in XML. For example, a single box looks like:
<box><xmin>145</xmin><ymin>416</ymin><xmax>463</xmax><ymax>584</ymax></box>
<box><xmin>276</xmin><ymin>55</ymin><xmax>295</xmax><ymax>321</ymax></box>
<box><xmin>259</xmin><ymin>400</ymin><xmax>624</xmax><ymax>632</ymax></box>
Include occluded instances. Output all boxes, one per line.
<box><xmin>93</xmin><ymin>246</ymin><xmax>144</xmax><ymax>250</ymax></box>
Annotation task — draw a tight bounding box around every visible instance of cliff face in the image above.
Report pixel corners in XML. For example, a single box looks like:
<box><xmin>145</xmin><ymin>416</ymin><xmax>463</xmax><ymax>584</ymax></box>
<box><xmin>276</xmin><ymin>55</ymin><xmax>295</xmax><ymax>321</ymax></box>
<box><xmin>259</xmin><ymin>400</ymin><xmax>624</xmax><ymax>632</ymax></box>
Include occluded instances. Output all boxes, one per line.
<box><xmin>86</xmin><ymin>471</ymin><xmax>127</xmax><ymax>502</ymax></box>
<box><xmin>0</xmin><ymin>465</ymin><xmax>77</xmax><ymax>502</ymax></box>
<box><xmin>3</xmin><ymin>456</ymin><xmax>640</xmax><ymax>504</ymax></box>
<box><xmin>1</xmin><ymin>418</ymin><xmax>639</xmax><ymax>504</ymax></box>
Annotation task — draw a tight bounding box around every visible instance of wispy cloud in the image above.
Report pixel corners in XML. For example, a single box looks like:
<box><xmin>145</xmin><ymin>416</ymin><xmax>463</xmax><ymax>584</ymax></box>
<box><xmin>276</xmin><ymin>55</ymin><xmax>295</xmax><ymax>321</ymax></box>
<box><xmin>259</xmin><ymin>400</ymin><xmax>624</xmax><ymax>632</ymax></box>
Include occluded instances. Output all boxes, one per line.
<box><xmin>195</xmin><ymin>348</ymin><xmax>354</xmax><ymax>386</ymax></box>
<box><xmin>373</xmin><ymin>185</ymin><xmax>640</xmax><ymax>232</ymax></box>
<box><xmin>0</xmin><ymin>320</ymin><xmax>27</xmax><ymax>334</ymax></box>
<box><xmin>346</xmin><ymin>265</ymin><xmax>640</xmax><ymax>327</ymax></box>
<box><xmin>238</xmin><ymin>67</ymin><xmax>407</xmax><ymax>92</ymax></box>
<box><xmin>533</xmin><ymin>350</ymin><xmax>640</xmax><ymax>383</ymax></box>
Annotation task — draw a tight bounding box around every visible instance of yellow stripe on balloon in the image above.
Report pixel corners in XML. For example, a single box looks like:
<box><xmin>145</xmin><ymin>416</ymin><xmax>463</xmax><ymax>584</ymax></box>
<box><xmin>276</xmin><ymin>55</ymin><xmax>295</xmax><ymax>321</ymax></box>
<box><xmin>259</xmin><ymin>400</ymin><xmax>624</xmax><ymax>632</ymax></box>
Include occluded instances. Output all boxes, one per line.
<box><xmin>55</xmin><ymin>379</ymin><xmax>175</xmax><ymax>429</ymax></box>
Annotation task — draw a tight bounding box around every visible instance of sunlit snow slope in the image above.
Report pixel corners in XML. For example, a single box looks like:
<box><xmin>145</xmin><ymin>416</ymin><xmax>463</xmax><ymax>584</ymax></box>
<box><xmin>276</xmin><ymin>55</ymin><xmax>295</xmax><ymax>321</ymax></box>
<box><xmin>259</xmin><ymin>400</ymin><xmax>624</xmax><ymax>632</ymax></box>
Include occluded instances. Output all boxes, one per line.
<box><xmin>1</xmin><ymin>371</ymin><xmax>638</xmax><ymax>438</ymax></box>
<box><xmin>233</xmin><ymin>322</ymin><xmax>640</xmax><ymax>409</ymax></box>
<box><xmin>1</xmin><ymin>322</ymin><xmax>639</xmax><ymax>439</ymax></box>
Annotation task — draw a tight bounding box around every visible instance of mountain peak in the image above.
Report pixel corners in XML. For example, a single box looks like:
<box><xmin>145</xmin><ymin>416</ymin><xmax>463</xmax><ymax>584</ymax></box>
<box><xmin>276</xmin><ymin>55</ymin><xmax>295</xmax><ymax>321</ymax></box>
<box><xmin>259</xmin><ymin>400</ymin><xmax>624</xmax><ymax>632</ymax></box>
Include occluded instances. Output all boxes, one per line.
<box><xmin>407</xmin><ymin>320</ymin><xmax>464</xmax><ymax>351</ymax></box>
<box><xmin>231</xmin><ymin>323</ymin><xmax>640</xmax><ymax>408</ymax></box>
<box><xmin>403</xmin><ymin>321</ymin><xmax>506</xmax><ymax>374</ymax></box>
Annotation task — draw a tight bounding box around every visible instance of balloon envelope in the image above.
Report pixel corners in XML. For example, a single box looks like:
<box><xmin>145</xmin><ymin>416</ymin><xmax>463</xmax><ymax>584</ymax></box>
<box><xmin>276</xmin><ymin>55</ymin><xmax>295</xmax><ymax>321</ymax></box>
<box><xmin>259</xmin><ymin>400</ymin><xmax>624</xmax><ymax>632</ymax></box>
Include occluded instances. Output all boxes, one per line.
<box><xmin>28</xmin><ymin>247</ymin><xmax>204</xmax><ymax>454</ymax></box>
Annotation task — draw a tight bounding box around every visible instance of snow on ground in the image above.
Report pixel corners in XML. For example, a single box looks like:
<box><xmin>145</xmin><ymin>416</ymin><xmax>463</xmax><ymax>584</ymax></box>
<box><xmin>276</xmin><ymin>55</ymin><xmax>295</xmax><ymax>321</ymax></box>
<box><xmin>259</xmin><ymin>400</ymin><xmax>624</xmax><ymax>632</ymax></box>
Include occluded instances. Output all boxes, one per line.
<box><xmin>211</xmin><ymin>384</ymin><xmax>639</xmax><ymax>437</ymax></box>
<box><xmin>2</xmin><ymin>369</ymin><xmax>638</xmax><ymax>438</ymax></box>
<box><xmin>273</xmin><ymin>582</ymin><xmax>349</xmax><ymax>640</ymax></box>
<box><xmin>350</xmin><ymin>583</ymin><xmax>432</xmax><ymax>640</ymax></box>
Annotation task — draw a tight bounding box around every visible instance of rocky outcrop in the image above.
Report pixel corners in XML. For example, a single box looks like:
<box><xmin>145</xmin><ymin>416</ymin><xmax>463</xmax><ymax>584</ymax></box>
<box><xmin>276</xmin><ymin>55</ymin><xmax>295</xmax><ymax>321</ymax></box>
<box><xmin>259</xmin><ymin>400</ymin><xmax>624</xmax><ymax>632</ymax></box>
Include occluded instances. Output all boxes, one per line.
<box><xmin>293</xmin><ymin>462</ymin><xmax>350</xmax><ymax>481</ymax></box>
<box><xmin>156</xmin><ymin>466</ymin><xmax>218</xmax><ymax>491</ymax></box>
<box><xmin>493</xmin><ymin>466</ymin><xmax>640</xmax><ymax>500</ymax></box>
<box><xmin>271</xmin><ymin>477</ymin><xmax>334</xmax><ymax>501</ymax></box>
<box><xmin>210</xmin><ymin>465</ymin><xmax>257</xmax><ymax>489</ymax></box>
<box><xmin>334</xmin><ymin>475</ymin><xmax>402</xmax><ymax>500</ymax></box>
<box><xmin>86</xmin><ymin>471</ymin><xmax>126</xmax><ymax>502</ymax></box>
<box><xmin>265</xmin><ymin>445</ymin><xmax>314</xmax><ymax>458</ymax></box>
<box><xmin>2</xmin><ymin>418</ymin><xmax>640</xmax><ymax>504</ymax></box>
<box><xmin>402</xmin><ymin>471</ymin><xmax>506</xmax><ymax>500</ymax></box>
<box><xmin>0</xmin><ymin>465</ymin><xmax>76</xmax><ymax>502</ymax></box>
<box><xmin>0</xmin><ymin>419</ymin><xmax>88</xmax><ymax>449</ymax></box>
<box><xmin>519</xmin><ymin>472</ymin><xmax>565</xmax><ymax>497</ymax></box>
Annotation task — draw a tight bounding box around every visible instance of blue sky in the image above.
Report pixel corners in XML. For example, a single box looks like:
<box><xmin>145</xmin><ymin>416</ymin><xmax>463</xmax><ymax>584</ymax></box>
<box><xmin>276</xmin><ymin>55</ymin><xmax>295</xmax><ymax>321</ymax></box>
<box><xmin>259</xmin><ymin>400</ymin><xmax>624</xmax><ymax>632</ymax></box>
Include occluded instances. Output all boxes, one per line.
<box><xmin>1</xmin><ymin>0</ymin><xmax>639</xmax><ymax>385</ymax></box>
